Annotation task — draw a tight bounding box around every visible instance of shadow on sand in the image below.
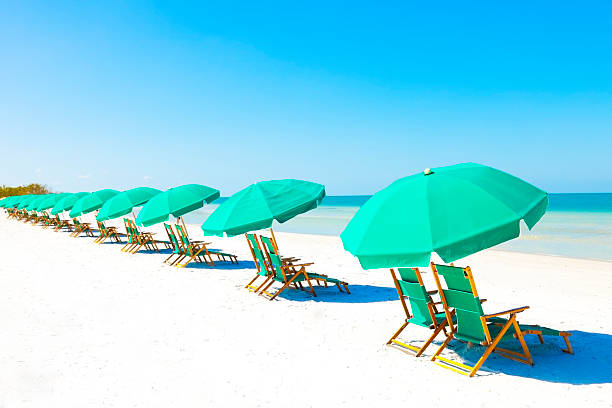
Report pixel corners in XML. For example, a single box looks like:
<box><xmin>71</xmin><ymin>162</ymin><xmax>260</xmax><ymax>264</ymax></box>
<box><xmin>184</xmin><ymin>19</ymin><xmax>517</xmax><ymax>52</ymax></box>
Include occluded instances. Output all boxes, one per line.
<box><xmin>433</xmin><ymin>330</ymin><xmax>612</xmax><ymax>384</ymax></box>
<box><xmin>274</xmin><ymin>283</ymin><xmax>397</xmax><ymax>304</ymax></box>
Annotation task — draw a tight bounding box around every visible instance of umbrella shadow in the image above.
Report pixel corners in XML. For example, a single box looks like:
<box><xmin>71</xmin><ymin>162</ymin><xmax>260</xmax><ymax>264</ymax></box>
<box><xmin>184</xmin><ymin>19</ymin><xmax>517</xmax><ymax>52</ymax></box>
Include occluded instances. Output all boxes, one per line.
<box><xmin>274</xmin><ymin>283</ymin><xmax>397</xmax><ymax>304</ymax></box>
<box><xmin>433</xmin><ymin>330</ymin><xmax>612</xmax><ymax>384</ymax></box>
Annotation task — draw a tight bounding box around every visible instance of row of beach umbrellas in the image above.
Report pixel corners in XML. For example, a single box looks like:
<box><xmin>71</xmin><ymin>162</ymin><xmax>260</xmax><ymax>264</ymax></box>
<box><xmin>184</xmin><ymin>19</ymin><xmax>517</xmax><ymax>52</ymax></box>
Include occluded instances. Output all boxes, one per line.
<box><xmin>0</xmin><ymin>163</ymin><xmax>548</xmax><ymax>267</ymax></box>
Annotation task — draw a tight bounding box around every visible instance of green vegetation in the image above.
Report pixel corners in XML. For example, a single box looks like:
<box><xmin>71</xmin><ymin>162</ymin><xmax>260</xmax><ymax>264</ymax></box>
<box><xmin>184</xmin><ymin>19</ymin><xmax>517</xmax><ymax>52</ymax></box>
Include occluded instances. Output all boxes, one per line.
<box><xmin>0</xmin><ymin>183</ymin><xmax>52</xmax><ymax>197</ymax></box>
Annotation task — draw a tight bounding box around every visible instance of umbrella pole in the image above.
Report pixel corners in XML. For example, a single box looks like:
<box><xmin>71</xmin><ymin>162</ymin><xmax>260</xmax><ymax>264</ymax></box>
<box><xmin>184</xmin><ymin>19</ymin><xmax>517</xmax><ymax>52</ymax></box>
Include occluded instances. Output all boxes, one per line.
<box><xmin>180</xmin><ymin>216</ymin><xmax>188</xmax><ymax>237</ymax></box>
<box><xmin>270</xmin><ymin>228</ymin><xmax>280</xmax><ymax>254</ymax></box>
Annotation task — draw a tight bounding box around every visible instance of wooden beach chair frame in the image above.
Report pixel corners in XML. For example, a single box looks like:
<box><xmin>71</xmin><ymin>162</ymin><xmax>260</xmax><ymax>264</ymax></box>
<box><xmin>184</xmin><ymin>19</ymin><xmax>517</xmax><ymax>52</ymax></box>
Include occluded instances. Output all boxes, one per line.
<box><xmin>71</xmin><ymin>218</ymin><xmax>94</xmax><ymax>237</ymax></box>
<box><xmin>261</xmin><ymin>232</ymin><xmax>350</xmax><ymax>294</ymax></box>
<box><xmin>173</xmin><ymin>224</ymin><xmax>238</xmax><ymax>268</ymax></box>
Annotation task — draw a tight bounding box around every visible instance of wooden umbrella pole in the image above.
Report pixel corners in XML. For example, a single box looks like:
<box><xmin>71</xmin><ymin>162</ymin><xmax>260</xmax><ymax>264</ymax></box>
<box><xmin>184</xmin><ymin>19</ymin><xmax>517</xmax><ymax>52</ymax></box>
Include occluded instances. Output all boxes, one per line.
<box><xmin>270</xmin><ymin>228</ymin><xmax>279</xmax><ymax>253</ymax></box>
<box><xmin>180</xmin><ymin>216</ymin><xmax>188</xmax><ymax>237</ymax></box>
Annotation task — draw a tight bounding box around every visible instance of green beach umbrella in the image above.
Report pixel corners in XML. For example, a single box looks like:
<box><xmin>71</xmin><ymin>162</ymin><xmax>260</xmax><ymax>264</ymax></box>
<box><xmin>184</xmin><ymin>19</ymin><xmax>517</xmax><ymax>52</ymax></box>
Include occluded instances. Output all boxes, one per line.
<box><xmin>0</xmin><ymin>196</ymin><xmax>12</xmax><ymax>208</ymax></box>
<box><xmin>35</xmin><ymin>193</ymin><xmax>72</xmax><ymax>212</ymax></box>
<box><xmin>97</xmin><ymin>187</ymin><xmax>162</xmax><ymax>221</ymax></box>
<box><xmin>26</xmin><ymin>195</ymin><xmax>51</xmax><ymax>211</ymax></box>
<box><xmin>340</xmin><ymin>163</ymin><xmax>548</xmax><ymax>269</ymax></box>
<box><xmin>69</xmin><ymin>189</ymin><xmax>120</xmax><ymax>218</ymax></box>
<box><xmin>7</xmin><ymin>195</ymin><xmax>29</xmax><ymax>209</ymax></box>
<box><xmin>135</xmin><ymin>184</ymin><xmax>220</xmax><ymax>227</ymax></box>
<box><xmin>202</xmin><ymin>179</ymin><xmax>326</xmax><ymax>237</ymax></box>
<box><xmin>17</xmin><ymin>195</ymin><xmax>39</xmax><ymax>210</ymax></box>
<box><xmin>51</xmin><ymin>192</ymin><xmax>90</xmax><ymax>215</ymax></box>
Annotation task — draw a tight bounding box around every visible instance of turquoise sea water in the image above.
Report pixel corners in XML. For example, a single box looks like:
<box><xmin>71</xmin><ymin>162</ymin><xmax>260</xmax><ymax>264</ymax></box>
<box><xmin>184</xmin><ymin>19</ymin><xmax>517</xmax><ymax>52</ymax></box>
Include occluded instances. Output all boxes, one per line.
<box><xmin>184</xmin><ymin>193</ymin><xmax>612</xmax><ymax>262</ymax></box>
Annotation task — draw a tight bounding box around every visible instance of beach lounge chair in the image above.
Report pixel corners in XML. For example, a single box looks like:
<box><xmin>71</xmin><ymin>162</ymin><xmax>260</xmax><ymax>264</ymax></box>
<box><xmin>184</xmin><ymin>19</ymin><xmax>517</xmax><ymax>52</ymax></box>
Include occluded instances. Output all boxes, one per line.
<box><xmin>387</xmin><ymin>267</ymin><xmax>453</xmax><ymax>357</ymax></box>
<box><xmin>95</xmin><ymin>221</ymin><xmax>122</xmax><ymax>244</ymax></box>
<box><xmin>71</xmin><ymin>218</ymin><xmax>94</xmax><ymax>237</ymax></box>
<box><xmin>260</xmin><ymin>235</ymin><xmax>350</xmax><ymax>294</ymax></box>
<box><xmin>173</xmin><ymin>224</ymin><xmax>238</xmax><ymax>268</ymax></box>
<box><xmin>430</xmin><ymin>263</ymin><xmax>573</xmax><ymax>377</ymax></box>
<box><xmin>258</xmin><ymin>241</ymin><xmax>317</xmax><ymax>300</ymax></box>
<box><xmin>244</xmin><ymin>233</ymin><xmax>273</xmax><ymax>292</ymax></box>
<box><xmin>124</xmin><ymin>219</ymin><xmax>159</xmax><ymax>254</ymax></box>
<box><xmin>53</xmin><ymin>215</ymin><xmax>72</xmax><ymax>232</ymax></box>
<box><xmin>163</xmin><ymin>224</ymin><xmax>184</xmax><ymax>265</ymax></box>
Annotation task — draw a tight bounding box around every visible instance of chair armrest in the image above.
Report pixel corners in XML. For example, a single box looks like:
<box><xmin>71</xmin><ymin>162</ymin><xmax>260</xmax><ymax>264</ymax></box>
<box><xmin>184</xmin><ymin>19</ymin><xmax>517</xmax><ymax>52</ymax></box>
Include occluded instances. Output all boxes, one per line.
<box><xmin>483</xmin><ymin>306</ymin><xmax>529</xmax><ymax>319</ymax></box>
<box><xmin>427</xmin><ymin>290</ymin><xmax>438</xmax><ymax>295</ymax></box>
<box><xmin>284</xmin><ymin>263</ymin><xmax>314</xmax><ymax>268</ymax></box>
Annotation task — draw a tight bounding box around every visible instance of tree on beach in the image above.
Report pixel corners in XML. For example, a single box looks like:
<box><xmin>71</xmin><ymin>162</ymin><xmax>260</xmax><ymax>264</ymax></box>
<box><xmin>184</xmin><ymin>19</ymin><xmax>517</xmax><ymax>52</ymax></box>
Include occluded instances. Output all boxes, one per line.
<box><xmin>0</xmin><ymin>183</ymin><xmax>52</xmax><ymax>197</ymax></box>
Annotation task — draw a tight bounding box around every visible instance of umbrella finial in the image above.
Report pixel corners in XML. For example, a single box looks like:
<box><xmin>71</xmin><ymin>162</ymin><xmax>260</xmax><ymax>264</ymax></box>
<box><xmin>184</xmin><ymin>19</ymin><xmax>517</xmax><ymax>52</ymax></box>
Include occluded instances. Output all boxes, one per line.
<box><xmin>424</xmin><ymin>168</ymin><xmax>433</xmax><ymax>175</ymax></box>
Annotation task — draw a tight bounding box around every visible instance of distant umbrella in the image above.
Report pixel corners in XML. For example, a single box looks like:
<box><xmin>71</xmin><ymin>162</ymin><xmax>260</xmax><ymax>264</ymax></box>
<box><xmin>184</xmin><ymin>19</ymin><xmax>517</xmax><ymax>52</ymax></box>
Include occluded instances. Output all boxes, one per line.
<box><xmin>16</xmin><ymin>195</ymin><xmax>39</xmax><ymax>210</ymax></box>
<box><xmin>202</xmin><ymin>179</ymin><xmax>326</xmax><ymax>237</ymax></box>
<box><xmin>51</xmin><ymin>192</ymin><xmax>90</xmax><ymax>215</ymax></box>
<box><xmin>341</xmin><ymin>163</ymin><xmax>548</xmax><ymax>269</ymax></box>
<box><xmin>25</xmin><ymin>195</ymin><xmax>51</xmax><ymax>211</ymax></box>
<box><xmin>69</xmin><ymin>189</ymin><xmax>120</xmax><ymax>218</ymax></box>
<box><xmin>97</xmin><ymin>187</ymin><xmax>162</xmax><ymax>221</ymax></box>
<box><xmin>135</xmin><ymin>184</ymin><xmax>219</xmax><ymax>227</ymax></box>
<box><xmin>36</xmin><ymin>193</ymin><xmax>72</xmax><ymax>212</ymax></box>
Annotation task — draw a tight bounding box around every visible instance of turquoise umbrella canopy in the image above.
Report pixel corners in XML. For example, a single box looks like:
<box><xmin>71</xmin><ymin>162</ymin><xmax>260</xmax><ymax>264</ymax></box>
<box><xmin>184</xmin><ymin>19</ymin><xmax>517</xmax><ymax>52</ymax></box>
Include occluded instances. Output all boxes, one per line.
<box><xmin>25</xmin><ymin>195</ymin><xmax>51</xmax><ymax>211</ymax></box>
<box><xmin>7</xmin><ymin>195</ymin><xmax>29</xmax><ymax>209</ymax></box>
<box><xmin>17</xmin><ymin>195</ymin><xmax>39</xmax><ymax>210</ymax></box>
<box><xmin>36</xmin><ymin>193</ymin><xmax>72</xmax><ymax>212</ymax></box>
<box><xmin>202</xmin><ymin>179</ymin><xmax>326</xmax><ymax>237</ymax></box>
<box><xmin>135</xmin><ymin>184</ymin><xmax>220</xmax><ymax>227</ymax></box>
<box><xmin>340</xmin><ymin>163</ymin><xmax>548</xmax><ymax>269</ymax></box>
<box><xmin>97</xmin><ymin>187</ymin><xmax>162</xmax><ymax>221</ymax></box>
<box><xmin>51</xmin><ymin>192</ymin><xmax>90</xmax><ymax>215</ymax></box>
<box><xmin>69</xmin><ymin>189</ymin><xmax>120</xmax><ymax>218</ymax></box>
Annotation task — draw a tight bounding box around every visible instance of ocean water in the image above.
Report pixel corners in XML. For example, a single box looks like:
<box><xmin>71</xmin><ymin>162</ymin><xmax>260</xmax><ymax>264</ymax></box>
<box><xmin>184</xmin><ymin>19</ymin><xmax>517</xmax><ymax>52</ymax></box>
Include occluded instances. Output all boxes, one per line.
<box><xmin>183</xmin><ymin>193</ymin><xmax>612</xmax><ymax>262</ymax></box>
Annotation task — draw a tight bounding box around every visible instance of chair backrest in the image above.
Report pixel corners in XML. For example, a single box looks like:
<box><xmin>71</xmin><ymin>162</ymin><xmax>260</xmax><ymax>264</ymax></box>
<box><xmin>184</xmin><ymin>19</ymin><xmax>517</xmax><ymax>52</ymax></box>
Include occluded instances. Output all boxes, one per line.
<box><xmin>175</xmin><ymin>224</ymin><xmax>196</xmax><ymax>257</ymax></box>
<box><xmin>431</xmin><ymin>263</ymin><xmax>486</xmax><ymax>342</ymax></box>
<box><xmin>260</xmin><ymin>236</ymin><xmax>285</xmax><ymax>280</ymax></box>
<box><xmin>395</xmin><ymin>268</ymin><xmax>436</xmax><ymax>327</ymax></box>
<box><xmin>123</xmin><ymin>218</ymin><xmax>135</xmax><ymax>242</ymax></box>
<box><xmin>164</xmin><ymin>224</ymin><xmax>182</xmax><ymax>254</ymax></box>
<box><xmin>97</xmin><ymin>221</ymin><xmax>106</xmax><ymax>233</ymax></box>
<box><xmin>73</xmin><ymin>218</ymin><xmax>81</xmax><ymax>226</ymax></box>
<box><xmin>245</xmin><ymin>233</ymin><xmax>268</xmax><ymax>276</ymax></box>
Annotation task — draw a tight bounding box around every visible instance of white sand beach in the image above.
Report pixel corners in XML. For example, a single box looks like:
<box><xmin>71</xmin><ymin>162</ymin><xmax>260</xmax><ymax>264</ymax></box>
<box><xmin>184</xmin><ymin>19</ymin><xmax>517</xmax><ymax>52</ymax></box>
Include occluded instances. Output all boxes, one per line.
<box><xmin>1</xmin><ymin>214</ymin><xmax>611</xmax><ymax>407</ymax></box>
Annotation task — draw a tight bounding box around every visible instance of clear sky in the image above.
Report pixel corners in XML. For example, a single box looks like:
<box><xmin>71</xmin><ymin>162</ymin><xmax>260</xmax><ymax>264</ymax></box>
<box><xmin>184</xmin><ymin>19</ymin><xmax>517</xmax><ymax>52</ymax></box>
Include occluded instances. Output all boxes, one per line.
<box><xmin>1</xmin><ymin>1</ymin><xmax>611</xmax><ymax>195</ymax></box>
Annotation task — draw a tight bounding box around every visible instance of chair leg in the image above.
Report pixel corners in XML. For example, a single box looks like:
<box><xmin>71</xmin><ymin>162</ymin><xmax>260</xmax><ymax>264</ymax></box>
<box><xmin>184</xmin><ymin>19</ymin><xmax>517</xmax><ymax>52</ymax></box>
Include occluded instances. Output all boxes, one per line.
<box><xmin>561</xmin><ymin>332</ymin><xmax>573</xmax><ymax>354</ymax></box>
<box><xmin>387</xmin><ymin>320</ymin><xmax>409</xmax><ymax>345</ymax></box>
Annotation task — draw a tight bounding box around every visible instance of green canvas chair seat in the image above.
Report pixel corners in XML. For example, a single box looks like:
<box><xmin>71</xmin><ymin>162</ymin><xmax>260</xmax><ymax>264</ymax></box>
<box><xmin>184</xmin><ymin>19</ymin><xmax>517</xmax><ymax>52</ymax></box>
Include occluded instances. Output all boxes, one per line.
<box><xmin>387</xmin><ymin>267</ymin><xmax>454</xmax><ymax>357</ymax></box>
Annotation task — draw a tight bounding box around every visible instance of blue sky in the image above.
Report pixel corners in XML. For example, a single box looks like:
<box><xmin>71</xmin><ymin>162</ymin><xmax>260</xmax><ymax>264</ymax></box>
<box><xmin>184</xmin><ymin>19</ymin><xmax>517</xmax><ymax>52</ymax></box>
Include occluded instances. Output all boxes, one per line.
<box><xmin>1</xmin><ymin>1</ymin><xmax>611</xmax><ymax>194</ymax></box>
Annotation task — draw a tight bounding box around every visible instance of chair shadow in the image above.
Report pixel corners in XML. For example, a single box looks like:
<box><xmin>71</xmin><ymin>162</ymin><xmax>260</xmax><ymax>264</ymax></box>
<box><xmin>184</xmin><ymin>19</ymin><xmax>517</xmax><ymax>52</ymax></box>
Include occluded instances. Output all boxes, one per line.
<box><xmin>276</xmin><ymin>283</ymin><xmax>398</xmax><ymax>304</ymax></box>
<box><xmin>184</xmin><ymin>260</ymin><xmax>257</xmax><ymax>270</ymax></box>
<box><xmin>436</xmin><ymin>330</ymin><xmax>612</xmax><ymax>384</ymax></box>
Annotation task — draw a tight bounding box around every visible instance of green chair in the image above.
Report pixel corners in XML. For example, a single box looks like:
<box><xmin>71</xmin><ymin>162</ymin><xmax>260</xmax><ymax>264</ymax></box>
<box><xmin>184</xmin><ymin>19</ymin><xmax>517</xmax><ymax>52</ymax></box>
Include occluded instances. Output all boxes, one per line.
<box><xmin>71</xmin><ymin>218</ymin><xmax>94</xmax><ymax>237</ymax></box>
<box><xmin>244</xmin><ymin>233</ymin><xmax>273</xmax><ymax>292</ymax></box>
<box><xmin>95</xmin><ymin>221</ymin><xmax>122</xmax><ymax>244</ymax></box>
<box><xmin>163</xmin><ymin>224</ymin><xmax>184</xmax><ymax>265</ymax></box>
<box><xmin>174</xmin><ymin>224</ymin><xmax>238</xmax><ymax>268</ymax></box>
<box><xmin>260</xmin><ymin>235</ymin><xmax>350</xmax><ymax>294</ymax></box>
<box><xmin>124</xmin><ymin>219</ymin><xmax>158</xmax><ymax>254</ymax></box>
<box><xmin>258</xmin><ymin>241</ymin><xmax>317</xmax><ymax>301</ymax></box>
<box><xmin>430</xmin><ymin>263</ymin><xmax>572</xmax><ymax>377</ymax></box>
<box><xmin>387</xmin><ymin>267</ymin><xmax>453</xmax><ymax>357</ymax></box>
